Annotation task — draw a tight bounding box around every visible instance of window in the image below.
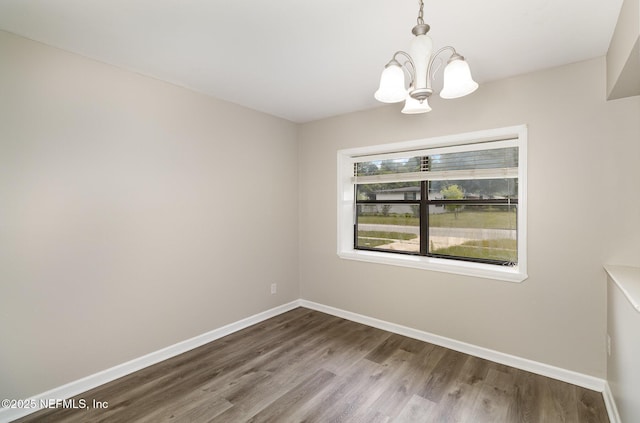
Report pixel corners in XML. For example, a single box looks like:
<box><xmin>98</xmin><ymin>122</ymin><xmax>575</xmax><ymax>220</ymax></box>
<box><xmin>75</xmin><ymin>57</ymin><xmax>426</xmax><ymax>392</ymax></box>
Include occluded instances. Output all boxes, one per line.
<box><xmin>337</xmin><ymin>126</ymin><xmax>527</xmax><ymax>282</ymax></box>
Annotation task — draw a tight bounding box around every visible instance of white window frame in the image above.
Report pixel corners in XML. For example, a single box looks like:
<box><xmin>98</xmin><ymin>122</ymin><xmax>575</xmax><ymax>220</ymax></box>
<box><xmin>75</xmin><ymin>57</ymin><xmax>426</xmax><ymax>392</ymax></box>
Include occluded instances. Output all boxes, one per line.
<box><xmin>337</xmin><ymin>125</ymin><xmax>528</xmax><ymax>283</ymax></box>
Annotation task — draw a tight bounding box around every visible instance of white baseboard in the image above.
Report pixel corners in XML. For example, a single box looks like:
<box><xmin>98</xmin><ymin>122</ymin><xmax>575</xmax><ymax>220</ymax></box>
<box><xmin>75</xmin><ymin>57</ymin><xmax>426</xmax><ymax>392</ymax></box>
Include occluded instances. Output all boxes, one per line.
<box><xmin>299</xmin><ymin>300</ymin><xmax>607</xmax><ymax>392</ymax></box>
<box><xmin>1</xmin><ymin>299</ymin><xmax>618</xmax><ymax>423</ymax></box>
<box><xmin>602</xmin><ymin>382</ymin><xmax>622</xmax><ymax>423</ymax></box>
<box><xmin>0</xmin><ymin>301</ymin><xmax>300</xmax><ymax>423</ymax></box>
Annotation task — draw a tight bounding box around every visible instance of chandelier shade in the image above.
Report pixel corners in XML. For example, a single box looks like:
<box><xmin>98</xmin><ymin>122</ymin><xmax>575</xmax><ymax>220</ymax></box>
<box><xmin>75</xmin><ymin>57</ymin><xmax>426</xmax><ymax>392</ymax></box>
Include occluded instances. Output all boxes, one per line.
<box><xmin>401</xmin><ymin>94</ymin><xmax>432</xmax><ymax>114</ymax></box>
<box><xmin>374</xmin><ymin>0</ymin><xmax>478</xmax><ymax>114</ymax></box>
<box><xmin>440</xmin><ymin>56</ymin><xmax>479</xmax><ymax>99</ymax></box>
<box><xmin>374</xmin><ymin>62</ymin><xmax>407</xmax><ymax>103</ymax></box>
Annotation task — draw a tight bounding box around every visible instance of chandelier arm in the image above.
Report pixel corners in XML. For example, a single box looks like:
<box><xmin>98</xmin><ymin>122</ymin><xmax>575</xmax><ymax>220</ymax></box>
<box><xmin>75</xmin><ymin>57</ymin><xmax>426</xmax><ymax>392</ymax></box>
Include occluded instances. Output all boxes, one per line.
<box><xmin>425</xmin><ymin>46</ymin><xmax>458</xmax><ymax>89</ymax></box>
<box><xmin>430</xmin><ymin>58</ymin><xmax>443</xmax><ymax>82</ymax></box>
<box><xmin>391</xmin><ymin>51</ymin><xmax>417</xmax><ymax>87</ymax></box>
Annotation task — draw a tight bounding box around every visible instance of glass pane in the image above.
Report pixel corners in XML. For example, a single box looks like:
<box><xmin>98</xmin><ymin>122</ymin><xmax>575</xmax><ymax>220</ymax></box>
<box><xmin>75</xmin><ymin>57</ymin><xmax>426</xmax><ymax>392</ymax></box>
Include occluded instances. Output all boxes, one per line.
<box><xmin>357</xmin><ymin>182</ymin><xmax>421</xmax><ymax>201</ymax></box>
<box><xmin>428</xmin><ymin>179</ymin><xmax>517</xmax><ymax>200</ymax></box>
<box><xmin>428</xmin><ymin>204</ymin><xmax>517</xmax><ymax>263</ymax></box>
<box><xmin>356</xmin><ymin>203</ymin><xmax>420</xmax><ymax>253</ymax></box>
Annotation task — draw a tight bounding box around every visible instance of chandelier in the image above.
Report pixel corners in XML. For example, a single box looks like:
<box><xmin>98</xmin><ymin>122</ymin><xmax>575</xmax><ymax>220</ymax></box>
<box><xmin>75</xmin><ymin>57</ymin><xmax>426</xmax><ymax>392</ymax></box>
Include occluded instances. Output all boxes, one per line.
<box><xmin>374</xmin><ymin>0</ymin><xmax>478</xmax><ymax>114</ymax></box>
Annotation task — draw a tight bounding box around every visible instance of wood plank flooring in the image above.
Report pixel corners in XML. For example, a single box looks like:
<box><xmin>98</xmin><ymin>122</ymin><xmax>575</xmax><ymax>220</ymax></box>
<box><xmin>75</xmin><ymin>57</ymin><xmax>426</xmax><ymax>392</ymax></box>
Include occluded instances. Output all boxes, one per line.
<box><xmin>15</xmin><ymin>307</ymin><xmax>609</xmax><ymax>422</ymax></box>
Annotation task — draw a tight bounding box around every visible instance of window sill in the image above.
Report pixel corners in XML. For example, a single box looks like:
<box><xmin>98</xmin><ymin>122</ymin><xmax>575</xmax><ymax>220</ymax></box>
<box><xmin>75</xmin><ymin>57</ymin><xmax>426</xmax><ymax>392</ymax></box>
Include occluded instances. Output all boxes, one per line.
<box><xmin>338</xmin><ymin>249</ymin><xmax>528</xmax><ymax>283</ymax></box>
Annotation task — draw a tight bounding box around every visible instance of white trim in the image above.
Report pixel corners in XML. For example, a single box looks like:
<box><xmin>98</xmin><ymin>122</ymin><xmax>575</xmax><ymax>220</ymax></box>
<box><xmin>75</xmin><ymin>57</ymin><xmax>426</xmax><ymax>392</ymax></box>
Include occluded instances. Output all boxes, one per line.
<box><xmin>604</xmin><ymin>264</ymin><xmax>640</xmax><ymax>313</ymax></box>
<box><xmin>337</xmin><ymin>124</ymin><xmax>528</xmax><ymax>283</ymax></box>
<box><xmin>338</xmin><ymin>249</ymin><xmax>527</xmax><ymax>283</ymax></box>
<box><xmin>603</xmin><ymin>382</ymin><xmax>622</xmax><ymax>423</ymax></box>
<box><xmin>347</xmin><ymin>125</ymin><xmax>526</xmax><ymax>156</ymax></box>
<box><xmin>299</xmin><ymin>300</ymin><xmax>606</xmax><ymax>392</ymax></box>
<box><xmin>0</xmin><ymin>301</ymin><xmax>300</xmax><ymax>423</ymax></box>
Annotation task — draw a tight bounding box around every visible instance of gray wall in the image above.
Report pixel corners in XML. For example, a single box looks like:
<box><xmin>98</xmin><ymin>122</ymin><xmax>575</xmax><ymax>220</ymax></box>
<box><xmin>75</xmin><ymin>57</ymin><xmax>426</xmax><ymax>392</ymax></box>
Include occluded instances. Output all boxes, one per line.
<box><xmin>0</xmin><ymin>31</ymin><xmax>300</xmax><ymax>400</ymax></box>
<box><xmin>298</xmin><ymin>57</ymin><xmax>640</xmax><ymax>378</ymax></box>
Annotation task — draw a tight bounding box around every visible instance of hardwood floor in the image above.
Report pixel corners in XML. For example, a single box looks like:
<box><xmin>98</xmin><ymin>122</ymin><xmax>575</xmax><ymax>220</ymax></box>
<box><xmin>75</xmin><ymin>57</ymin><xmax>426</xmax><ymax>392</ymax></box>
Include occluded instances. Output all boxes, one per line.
<box><xmin>15</xmin><ymin>307</ymin><xmax>609</xmax><ymax>422</ymax></box>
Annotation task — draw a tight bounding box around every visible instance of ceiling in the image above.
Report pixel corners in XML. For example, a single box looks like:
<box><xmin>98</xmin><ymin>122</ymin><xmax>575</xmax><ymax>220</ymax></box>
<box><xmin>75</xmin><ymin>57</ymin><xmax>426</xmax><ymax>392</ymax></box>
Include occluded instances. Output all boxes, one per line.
<box><xmin>0</xmin><ymin>0</ymin><xmax>625</xmax><ymax>123</ymax></box>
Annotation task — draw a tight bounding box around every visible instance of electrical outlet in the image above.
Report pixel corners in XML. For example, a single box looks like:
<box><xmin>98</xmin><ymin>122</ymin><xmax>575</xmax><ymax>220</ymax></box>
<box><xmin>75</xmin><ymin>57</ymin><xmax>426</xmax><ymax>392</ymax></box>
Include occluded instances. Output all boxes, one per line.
<box><xmin>270</xmin><ymin>283</ymin><xmax>277</xmax><ymax>294</ymax></box>
<box><xmin>607</xmin><ymin>334</ymin><xmax>612</xmax><ymax>357</ymax></box>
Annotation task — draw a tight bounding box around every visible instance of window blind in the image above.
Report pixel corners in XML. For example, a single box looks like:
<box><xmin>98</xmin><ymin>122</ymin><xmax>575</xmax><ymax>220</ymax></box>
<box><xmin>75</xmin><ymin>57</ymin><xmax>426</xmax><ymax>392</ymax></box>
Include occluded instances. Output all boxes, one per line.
<box><xmin>353</xmin><ymin>141</ymin><xmax>518</xmax><ymax>184</ymax></box>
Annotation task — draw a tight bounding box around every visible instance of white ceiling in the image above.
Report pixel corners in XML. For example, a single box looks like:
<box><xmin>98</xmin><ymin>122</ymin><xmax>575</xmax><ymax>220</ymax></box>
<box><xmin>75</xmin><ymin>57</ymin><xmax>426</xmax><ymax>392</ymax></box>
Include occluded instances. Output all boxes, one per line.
<box><xmin>0</xmin><ymin>0</ymin><xmax>624</xmax><ymax>123</ymax></box>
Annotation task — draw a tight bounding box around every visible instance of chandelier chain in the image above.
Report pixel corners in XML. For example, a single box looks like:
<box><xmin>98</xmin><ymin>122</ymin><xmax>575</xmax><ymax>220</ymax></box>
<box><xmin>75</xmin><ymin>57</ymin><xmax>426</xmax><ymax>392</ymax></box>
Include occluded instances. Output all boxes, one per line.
<box><xmin>417</xmin><ymin>0</ymin><xmax>424</xmax><ymax>25</ymax></box>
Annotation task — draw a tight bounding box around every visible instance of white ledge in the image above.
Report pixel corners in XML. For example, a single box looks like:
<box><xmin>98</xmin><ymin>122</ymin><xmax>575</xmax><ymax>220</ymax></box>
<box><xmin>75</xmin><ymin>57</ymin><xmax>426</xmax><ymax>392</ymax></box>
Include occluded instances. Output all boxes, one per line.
<box><xmin>605</xmin><ymin>265</ymin><xmax>640</xmax><ymax>313</ymax></box>
<box><xmin>339</xmin><ymin>249</ymin><xmax>528</xmax><ymax>283</ymax></box>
